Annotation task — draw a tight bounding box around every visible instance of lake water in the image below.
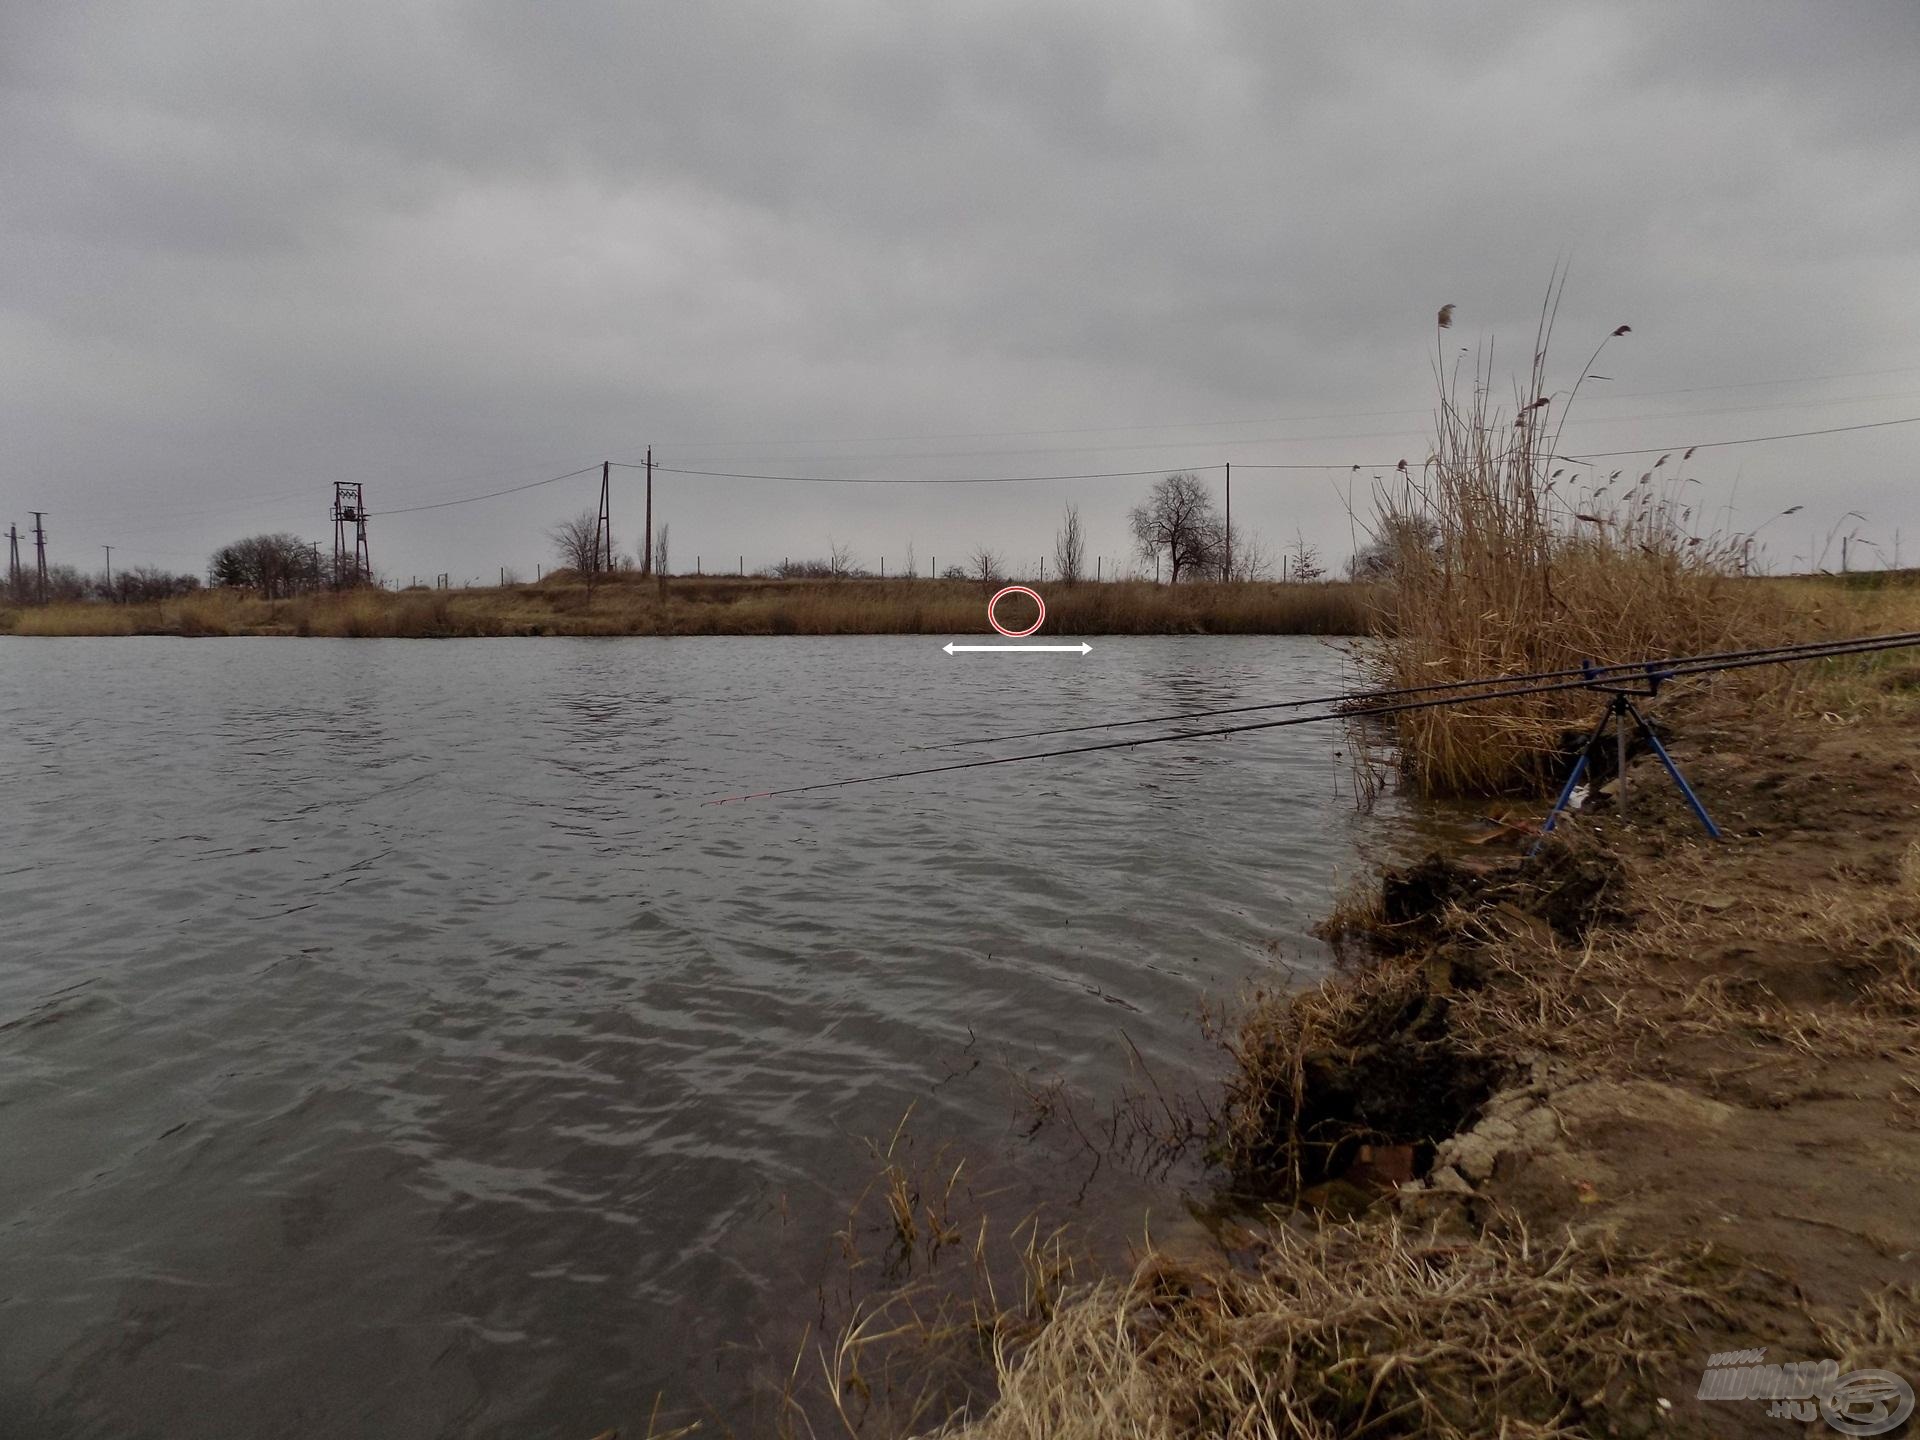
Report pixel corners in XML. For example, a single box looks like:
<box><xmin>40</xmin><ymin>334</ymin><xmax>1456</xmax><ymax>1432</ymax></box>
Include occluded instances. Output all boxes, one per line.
<box><xmin>0</xmin><ymin>635</ymin><xmax>1394</xmax><ymax>1438</ymax></box>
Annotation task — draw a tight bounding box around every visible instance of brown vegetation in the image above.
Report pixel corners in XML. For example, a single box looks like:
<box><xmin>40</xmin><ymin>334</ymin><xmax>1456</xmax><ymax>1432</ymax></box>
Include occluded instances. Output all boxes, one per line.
<box><xmin>0</xmin><ymin>574</ymin><xmax>1374</xmax><ymax>639</ymax></box>
<box><xmin>1359</xmin><ymin>298</ymin><xmax>1823</xmax><ymax>796</ymax></box>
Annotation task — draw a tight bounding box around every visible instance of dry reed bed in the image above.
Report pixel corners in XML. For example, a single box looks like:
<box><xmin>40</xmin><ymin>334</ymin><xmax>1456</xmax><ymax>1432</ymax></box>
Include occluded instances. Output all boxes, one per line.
<box><xmin>1359</xmin><ymin>296</ymin><xmax>1836</xmax><ymax>795</ymax></box>
<box><xmin>0</xmin><ymin>577</ymin><xmax>1374</xmax><ymax>639</ymax></box>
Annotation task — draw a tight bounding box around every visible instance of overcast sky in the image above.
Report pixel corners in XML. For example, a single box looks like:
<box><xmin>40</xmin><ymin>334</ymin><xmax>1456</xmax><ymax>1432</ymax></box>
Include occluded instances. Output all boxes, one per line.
<box><xmin>4</xmin><ymin>1</ymin><xmax>1918</xmax><ymax>585</ymax></box>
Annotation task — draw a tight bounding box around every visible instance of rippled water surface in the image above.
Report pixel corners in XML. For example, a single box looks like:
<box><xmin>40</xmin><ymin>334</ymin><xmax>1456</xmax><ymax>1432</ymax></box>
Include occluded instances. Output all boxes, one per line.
<box><xmin>0</xmin><ymin>635</ymin><xmax>1392</xmax><ymax>1438</ymax></box>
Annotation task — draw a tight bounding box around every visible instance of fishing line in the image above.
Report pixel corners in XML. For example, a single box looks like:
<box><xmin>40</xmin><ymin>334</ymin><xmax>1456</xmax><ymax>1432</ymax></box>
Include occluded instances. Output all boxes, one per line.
<box><xmin>939</xmin><ymin>630</ymin><xmax>1920</xmax><ymax>748</ymax></box>
<box><xmin>709</xmin><ymin>631</ymin><xmax>1920</xmax><ymax>804</ymax></box>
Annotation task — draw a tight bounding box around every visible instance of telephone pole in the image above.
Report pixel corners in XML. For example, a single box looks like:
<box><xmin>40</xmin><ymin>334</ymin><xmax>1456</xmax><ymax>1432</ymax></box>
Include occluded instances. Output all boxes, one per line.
<box><xmin>595</xmin><ymin>461</ymin><xmax>613</xmax><ymax>573</ymax></box>
<box><xmin>102</xmin><ymin>545</ymin><xmax>113</xmax><ymax>600</ymax></box>
<box><xmin>643</xmin><ymin>447</ymin><xmax>654</xmax><ymax>578</ymax></box>
<box><xmin>6</xmin><ymin>523</ymin><xmax>19</xmax><ymax>599</ymax></box>
<box><xmin>31</xmin><ymin>512</ymin><xmax>48</xmax><ymax>603</ymax></box>
<box><xmin>1224</xmin><ymin>462</ymin><xmax>1232</xmax><ymax>581</ymax></box>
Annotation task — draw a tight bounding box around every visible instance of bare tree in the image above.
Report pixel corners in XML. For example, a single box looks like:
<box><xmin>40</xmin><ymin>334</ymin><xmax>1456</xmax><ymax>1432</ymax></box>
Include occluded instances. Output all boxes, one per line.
<box><xmin>826</xmin><ymin>539</ymin><xmax>858</xmax><ymax>578</ymax></box>
<box><xmin>1129</xmin><ymin>473</ymin><xmax>1220</xmax><ymax>584</ymax></box>
<box><xmin>654</xmin><ymin>523</ymin><xmax>671</xmax><ymax>576</ymax></box>
<box><xmin>549</xmin><ymin>511</ymin><xmax>607</xmax><ymax>590</ymax></box>
<box><xmin>1053</xmin><ymin>504</ymin><xmax>1086</xmax><ymax>583</ymax></box>
<box><xmin>209</xmin><ymin>533</ymin><xmax>324</xmax><ymax>597</ymax></box>
<box><xmin>969</xmin><ymin>544</ymin><xmax>1005</xmax><ymax>583</ymax></box>
<box><xmin>904</xmin><ymin>539</ymin><xmax>917</xmax><ymax>579</ymax></box>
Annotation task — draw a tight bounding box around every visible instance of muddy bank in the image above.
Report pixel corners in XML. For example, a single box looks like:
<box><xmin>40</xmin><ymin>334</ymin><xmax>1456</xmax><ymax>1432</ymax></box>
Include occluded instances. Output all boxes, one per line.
<box><xmin>1200</xmin><ymin>694</ymin><xmax>1920</xmax><ymax>1436</ymax></box>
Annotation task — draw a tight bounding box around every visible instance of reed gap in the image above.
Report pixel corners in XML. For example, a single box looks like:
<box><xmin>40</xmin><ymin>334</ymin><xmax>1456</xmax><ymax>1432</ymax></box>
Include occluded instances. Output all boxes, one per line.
<box><xmin>1</xmin><ymin>574</ymin><xmax>1374</xmax><ymax>639</ymax></box>
<box><xmin>1360</xmin><ymin>290</ymin><xmax>1820</xmax><ymax>795</ymax></box>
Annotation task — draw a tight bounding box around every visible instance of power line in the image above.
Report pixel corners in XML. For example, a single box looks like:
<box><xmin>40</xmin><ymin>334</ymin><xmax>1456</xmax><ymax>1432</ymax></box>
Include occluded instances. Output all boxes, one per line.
<box><xmin>1559</xmin><ymin>414</ymin><xmax>1920</xmax><ymax>462</ymax></box>
<box><xmin>21</xmin><ymin>402</ymin><xmax>1920</xmax><ymax>557</ymax></box>
<box><xmin>941</xmin><ymin>632</ymin><xmax>1920</xmax><ymax>748</ymax></box>
<box><xmin>633</xmin><ymin>388</ymin><xmax>1920</xmax><ymax>471</ymax></box>
<box><xmin>645</xmin><ymin>363</ymin><xmax>1920</xmax><ymax>452</ymax></box>
<box><xmin>635</xmin><ymin>462</ymin><xmax>1204</xmax><ymax>484</ymax></box>
<box><xmin>368</xmin><ymin>465</ymin><xmax>600</xmax><ymax>516</ymax></box>
<box><xmin>1235</xmin><ymin>413</ymin><xmax>1920</xmax><ymax>472</ymax></box>
<box><xmin>637</xmin><ymin>412</ymin><xmax>1920</xmax><ymax>485</ymax></box>
<box><xmin>27</xmin><ymin>387</ymin><xmax>1920</xmax><ymax>537</ymax></box>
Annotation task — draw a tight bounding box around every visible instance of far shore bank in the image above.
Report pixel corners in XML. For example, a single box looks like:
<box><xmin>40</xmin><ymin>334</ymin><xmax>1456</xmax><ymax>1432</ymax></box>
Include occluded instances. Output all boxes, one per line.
<box><xmin>0</xmin><ymin>574</ymin><xmax>1377</xmax><ymax>639</ymax></box>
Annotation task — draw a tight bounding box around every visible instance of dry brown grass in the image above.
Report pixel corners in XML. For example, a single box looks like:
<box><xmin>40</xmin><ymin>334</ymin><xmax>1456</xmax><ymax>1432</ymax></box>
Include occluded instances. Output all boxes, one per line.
<box><xmin>4</xmin><ymin>590</ymin><xmax>255</xmax><ymax>636</ymax></box>
<box><xmin>922</xmin><ymin>1213</ymin><xmax>1711</xmax><ymax>1440</ymax></box>
<box><xmin>8</xmin><ymin>603</ymin><xmax>142</xmax><ymax>635</ymax></box>
<box><xmin>1362</xmin><ymin>289</ymin><xmax>1830</xmax><ymax>794</ymax></box>
<box><xmin>1</xmin><ymin>576</ymin><xmax>1375</xmax><ymax>639</ymax></box>
<box><xmin>1813</xmin><ymin>1283</ymin><xmax>1920</xmax><ymax>1385</ymax></box>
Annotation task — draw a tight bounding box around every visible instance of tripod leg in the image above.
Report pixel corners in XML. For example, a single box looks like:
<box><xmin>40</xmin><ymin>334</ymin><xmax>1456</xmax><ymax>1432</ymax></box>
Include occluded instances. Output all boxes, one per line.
<box><xmin>1530</xmin><ymin>707</ymin><xmax>1611</xmax><ymax>857</ymax></box>
<box><xmin>1616</xmin><ymin>700</ymin><xmax>1629</xmax><ymax>812</ymax></box>
<box><xmin>1628</xmin><ymin>702</ymin><xmax>1723</xmax><ymax>840</ymax></box>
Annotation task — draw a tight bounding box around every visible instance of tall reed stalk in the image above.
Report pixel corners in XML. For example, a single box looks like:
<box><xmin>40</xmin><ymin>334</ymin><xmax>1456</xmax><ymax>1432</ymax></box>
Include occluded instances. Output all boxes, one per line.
<box><xmin>1366</xmin><ymin>275</ymin><xmax>1792</xmax><ymax>794</ymax></box>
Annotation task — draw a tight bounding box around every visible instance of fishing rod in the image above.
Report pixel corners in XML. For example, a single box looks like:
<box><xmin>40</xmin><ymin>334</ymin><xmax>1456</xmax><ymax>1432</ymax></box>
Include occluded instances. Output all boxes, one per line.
<box><xmin>710</xmin><ymin>630</ymin><xmax>1920</xmax><ymax>804</ymax></box>
<box><xmin>941</xmin><ymin>629</ymin><xmax>1920</xmax><ymax>748</ymax></box>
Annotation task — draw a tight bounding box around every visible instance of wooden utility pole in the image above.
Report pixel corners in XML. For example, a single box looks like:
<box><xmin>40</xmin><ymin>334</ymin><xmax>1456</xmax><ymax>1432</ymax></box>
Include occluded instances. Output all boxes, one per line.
<box><xmin>6</xmin><ymin>523</ymin><xmax>19</xmax><ymax>598</ymax></box>
<box><xmin>1225</xmin><ymin>462</ymin><xmax>1231</xmax><ymax>581</ymax></box>
<box><xmin>643</xmin><ymin>447</ymin><xmax>654</xmax><ymax>578</ymax></box>
<box><xmin>102</xmin><ymin>545</ymin><xmax>113</xmax><ymax>599</ymax></box>
<box><xmin>31</xmin><ymin>512</ymin><xmax>48</xmax><ymax>603</ymax></box>
<box><xmin>596</xmin><ymin>462</ymin><xmax>613</xmax><ymax>573</ymax></box>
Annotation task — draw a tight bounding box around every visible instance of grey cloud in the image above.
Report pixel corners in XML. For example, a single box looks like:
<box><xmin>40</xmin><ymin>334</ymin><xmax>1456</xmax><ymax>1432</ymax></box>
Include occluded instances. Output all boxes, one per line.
<box><xmin>3</xmin><ymin>2</ymin><xmax>1917</xmax><ymax>582</ymax></box>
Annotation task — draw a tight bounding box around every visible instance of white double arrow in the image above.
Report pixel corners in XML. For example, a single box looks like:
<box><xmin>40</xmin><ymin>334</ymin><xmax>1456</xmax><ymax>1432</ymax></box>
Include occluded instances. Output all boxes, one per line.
<box><xmin>942</xmin><ymin>641</ymin><xmax>1092</xmax><ymax>655</ymax></box>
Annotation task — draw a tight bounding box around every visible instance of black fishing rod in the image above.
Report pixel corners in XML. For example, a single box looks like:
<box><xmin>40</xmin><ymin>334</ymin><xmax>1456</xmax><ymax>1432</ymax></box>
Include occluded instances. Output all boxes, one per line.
<box><xmin>711</xmin><ymin>630</ymin><xmax>1920</xmax><ymax>804</ymax></box>
<box><xmin>941</xmin><ymin>629</ymin><xmax>1920</xmax><ymax>749</ymax></box>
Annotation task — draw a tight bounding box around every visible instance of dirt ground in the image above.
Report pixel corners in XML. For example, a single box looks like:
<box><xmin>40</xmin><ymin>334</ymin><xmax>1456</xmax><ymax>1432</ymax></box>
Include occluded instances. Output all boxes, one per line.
<box><xmin>1394</xmin><ymin>697</ymin><xmax>1920</xmax><ymax>1436</ymax></box>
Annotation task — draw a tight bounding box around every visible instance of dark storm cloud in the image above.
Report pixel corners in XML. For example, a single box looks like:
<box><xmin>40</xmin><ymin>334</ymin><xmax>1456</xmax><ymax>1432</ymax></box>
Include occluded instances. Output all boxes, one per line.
<box><xmin>3</xmin><ymin>2</ymin><xmax>1917</xmax><ymax>580</ymax></box>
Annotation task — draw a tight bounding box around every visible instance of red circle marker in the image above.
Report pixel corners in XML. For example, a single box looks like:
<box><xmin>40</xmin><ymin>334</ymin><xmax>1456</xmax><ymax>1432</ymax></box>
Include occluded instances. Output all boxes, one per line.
<box><xmin>987</xmin><ymin>585</ymin><xmax>1046</xmax><ymax>638</ymax></box>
